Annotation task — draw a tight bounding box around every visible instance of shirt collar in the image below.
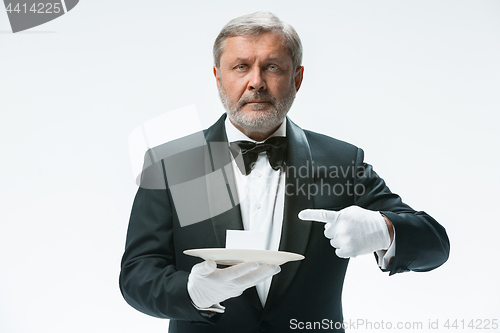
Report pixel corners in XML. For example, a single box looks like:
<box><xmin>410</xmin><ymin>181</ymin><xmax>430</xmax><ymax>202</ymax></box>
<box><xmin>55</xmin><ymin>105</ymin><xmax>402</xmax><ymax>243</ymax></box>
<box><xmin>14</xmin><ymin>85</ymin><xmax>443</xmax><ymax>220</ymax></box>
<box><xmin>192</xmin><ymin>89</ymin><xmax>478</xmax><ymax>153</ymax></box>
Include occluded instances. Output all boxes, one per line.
<box><xmin>225</xmin><ymin>116</ymin><xmax>287</xmax><ymax>143</ymax></box>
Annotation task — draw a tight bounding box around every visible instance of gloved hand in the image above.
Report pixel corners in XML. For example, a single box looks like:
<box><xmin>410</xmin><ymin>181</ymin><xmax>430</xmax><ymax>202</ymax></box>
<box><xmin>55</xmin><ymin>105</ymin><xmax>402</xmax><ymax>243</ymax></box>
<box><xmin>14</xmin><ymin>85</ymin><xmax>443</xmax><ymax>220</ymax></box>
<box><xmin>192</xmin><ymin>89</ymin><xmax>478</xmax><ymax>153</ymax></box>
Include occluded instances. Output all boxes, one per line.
<box><xmin>187</xmin><ymin>260</ymin><xmax>280</xmax><ymax>312</ymax></box>
<box><xmin>298</xmin><ymin>205</ymin><xmax>391</xmax><ymax>258</ymax></box>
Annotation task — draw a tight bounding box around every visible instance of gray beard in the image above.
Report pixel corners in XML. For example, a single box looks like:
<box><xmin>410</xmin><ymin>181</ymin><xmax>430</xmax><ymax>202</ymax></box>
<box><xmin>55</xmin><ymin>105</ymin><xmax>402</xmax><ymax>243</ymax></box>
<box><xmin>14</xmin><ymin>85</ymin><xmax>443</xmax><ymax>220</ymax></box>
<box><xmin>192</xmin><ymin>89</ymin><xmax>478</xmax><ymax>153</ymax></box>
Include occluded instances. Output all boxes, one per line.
<box><xmin>218</xmin><ymin>82</ymin><xmax>297</xmax><ymax>135</ymax></box>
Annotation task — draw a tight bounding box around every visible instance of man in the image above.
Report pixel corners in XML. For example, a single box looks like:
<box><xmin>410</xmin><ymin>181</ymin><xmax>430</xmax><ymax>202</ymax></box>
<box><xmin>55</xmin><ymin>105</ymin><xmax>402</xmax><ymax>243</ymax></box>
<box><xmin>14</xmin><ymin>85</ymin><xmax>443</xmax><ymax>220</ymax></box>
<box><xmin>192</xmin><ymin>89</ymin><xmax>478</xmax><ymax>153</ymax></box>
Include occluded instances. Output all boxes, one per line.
<box><xmin>120</xmin><ymin>11</ymin><xmax>449</xmax><ymax>332</ymax></box>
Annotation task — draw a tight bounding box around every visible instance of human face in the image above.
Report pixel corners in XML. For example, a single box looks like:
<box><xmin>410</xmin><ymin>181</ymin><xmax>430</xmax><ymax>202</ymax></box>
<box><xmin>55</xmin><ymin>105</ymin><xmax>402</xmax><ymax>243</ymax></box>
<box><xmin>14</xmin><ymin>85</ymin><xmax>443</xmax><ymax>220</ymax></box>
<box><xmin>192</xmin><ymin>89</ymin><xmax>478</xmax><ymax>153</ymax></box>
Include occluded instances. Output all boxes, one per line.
<box><xmin>214</xmin><ymin>32</ymin><xmax>304</xmax><ymax>140</ymax></box>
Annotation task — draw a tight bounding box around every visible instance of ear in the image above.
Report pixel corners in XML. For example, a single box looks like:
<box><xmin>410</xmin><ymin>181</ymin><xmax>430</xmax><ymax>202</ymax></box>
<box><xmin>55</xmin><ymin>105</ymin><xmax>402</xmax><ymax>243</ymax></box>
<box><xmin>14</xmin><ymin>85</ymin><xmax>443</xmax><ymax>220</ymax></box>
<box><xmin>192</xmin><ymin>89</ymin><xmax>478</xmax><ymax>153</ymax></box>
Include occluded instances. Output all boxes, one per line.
<box><xmin>294</xmin><ymin>66</ymin><xmax>304</xmax><ymax>92</ymax></box>
<box><xmin>213</xmin><ymin>66</ymin><xmax>221</xmax><ymax>90</ymax></box>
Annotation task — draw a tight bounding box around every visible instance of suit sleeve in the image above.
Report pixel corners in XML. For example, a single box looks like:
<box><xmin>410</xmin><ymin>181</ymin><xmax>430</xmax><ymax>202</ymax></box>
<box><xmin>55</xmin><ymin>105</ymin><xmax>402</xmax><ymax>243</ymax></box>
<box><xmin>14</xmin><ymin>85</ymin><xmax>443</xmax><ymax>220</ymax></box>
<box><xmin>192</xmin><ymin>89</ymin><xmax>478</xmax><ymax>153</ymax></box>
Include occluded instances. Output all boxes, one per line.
<box><xmin>353</xmin><ymin>148</ymin><xmax>450</xmax><ymax>275</ymax></box>
<box><xmin>119</xmin><ymin>162</ymin><xmax>216</xmax><ymax>324</ymax></box>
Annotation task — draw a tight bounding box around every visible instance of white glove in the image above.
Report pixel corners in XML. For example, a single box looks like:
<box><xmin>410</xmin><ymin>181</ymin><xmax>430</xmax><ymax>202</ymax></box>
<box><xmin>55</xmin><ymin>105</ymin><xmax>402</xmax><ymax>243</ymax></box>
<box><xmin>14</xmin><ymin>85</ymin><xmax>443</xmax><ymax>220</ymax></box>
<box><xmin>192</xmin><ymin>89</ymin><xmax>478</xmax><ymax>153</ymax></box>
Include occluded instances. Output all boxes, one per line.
<box><xmin>187</xmin><ymin>260</ymin><xmax>280</xmax><ymax>313</ymax></box>
<box><xmin>298</xmin><ymin>205</ymin><xmax>391</xmax><ymax>258</ymax></box>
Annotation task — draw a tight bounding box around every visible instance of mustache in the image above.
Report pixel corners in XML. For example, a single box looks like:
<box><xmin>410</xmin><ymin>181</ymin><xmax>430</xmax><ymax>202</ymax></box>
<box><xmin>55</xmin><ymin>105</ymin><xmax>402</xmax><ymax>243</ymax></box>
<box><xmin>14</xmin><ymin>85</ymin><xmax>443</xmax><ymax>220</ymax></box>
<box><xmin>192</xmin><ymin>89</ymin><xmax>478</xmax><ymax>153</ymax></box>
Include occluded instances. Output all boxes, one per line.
<box><xmin>237</xmin><ymin>92</ymin><xmax>277</xmax><ymax>108</ymax></box>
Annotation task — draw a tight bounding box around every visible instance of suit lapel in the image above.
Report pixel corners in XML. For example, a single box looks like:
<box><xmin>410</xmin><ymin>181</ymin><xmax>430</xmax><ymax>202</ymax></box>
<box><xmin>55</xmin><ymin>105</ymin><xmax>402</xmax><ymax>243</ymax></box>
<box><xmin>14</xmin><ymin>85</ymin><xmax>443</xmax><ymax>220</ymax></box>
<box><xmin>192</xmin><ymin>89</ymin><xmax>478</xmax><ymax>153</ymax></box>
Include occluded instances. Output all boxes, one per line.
<box><xmin>203</xmin><ymin>114</ymin><xmax>244</xmax><ymax>248</ymax></box>
<box><xmin>265</xmin><ymin>117</ymin><xmax>314</xmax><ymax>309</ymax></box>
<box><xmin>203</xmin><ymin>114</ymin><xmax>263</xmax><ymax>311</ymax></box>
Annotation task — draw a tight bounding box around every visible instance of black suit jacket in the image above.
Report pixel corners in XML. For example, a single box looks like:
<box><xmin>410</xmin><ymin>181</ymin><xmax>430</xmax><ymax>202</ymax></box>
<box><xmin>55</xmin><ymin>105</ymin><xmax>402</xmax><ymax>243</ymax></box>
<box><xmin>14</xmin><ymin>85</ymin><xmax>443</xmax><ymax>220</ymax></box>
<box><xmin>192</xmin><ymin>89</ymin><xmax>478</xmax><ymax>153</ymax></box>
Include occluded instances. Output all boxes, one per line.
<box><xmin>119</xmin><ymin>114</ymin><xmax>450</xmax><ymax>332</ymax></box>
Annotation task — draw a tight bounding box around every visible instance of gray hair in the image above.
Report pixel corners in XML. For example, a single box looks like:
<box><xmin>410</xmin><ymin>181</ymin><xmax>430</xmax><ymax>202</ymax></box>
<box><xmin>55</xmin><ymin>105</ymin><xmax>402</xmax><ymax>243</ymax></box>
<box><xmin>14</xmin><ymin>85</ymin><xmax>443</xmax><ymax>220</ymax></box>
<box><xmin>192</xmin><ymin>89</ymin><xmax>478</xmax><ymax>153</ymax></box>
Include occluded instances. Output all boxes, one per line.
<box><xmin>213</xmin><ymin>11</ymin><xmax>303</xmax><ymax>70</ymax></box>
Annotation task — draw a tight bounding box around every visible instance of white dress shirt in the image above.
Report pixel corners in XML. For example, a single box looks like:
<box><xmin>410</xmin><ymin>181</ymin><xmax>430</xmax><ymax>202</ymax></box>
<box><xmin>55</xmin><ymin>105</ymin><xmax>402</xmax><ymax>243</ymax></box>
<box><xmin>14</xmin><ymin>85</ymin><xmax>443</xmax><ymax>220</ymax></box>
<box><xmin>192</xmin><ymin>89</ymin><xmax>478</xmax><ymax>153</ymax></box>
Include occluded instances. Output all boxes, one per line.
<box><xmin>225</xmin><ymin>118</ymin><xmax>286</xmax><ymax>306</ymax></box>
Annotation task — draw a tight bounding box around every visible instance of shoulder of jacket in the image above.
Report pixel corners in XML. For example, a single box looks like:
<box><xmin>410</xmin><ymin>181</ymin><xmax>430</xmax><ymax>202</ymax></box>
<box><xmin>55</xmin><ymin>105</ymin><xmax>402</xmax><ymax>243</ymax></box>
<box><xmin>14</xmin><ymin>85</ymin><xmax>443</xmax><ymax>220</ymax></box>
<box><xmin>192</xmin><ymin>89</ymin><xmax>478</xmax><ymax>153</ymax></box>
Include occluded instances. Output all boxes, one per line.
<box><xmin>303</xmin><ymin>129</ymin><xmax>360</xmax><ymax>154</ymax></box>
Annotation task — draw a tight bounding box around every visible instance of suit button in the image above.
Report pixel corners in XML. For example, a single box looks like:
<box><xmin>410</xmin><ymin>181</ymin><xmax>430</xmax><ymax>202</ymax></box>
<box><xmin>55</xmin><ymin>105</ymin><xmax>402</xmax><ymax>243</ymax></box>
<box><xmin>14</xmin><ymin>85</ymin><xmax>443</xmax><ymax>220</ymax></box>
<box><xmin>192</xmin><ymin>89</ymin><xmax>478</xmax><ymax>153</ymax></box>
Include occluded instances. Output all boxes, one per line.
<box><xmin>388</xmin><ymin>256</ymin><xmax>395</xmax><ymax>266</ymax></box>
<box><xmin>259</xmin><ymin>321</ymin><xmax>270</xmax><ymax>332</ymax></box>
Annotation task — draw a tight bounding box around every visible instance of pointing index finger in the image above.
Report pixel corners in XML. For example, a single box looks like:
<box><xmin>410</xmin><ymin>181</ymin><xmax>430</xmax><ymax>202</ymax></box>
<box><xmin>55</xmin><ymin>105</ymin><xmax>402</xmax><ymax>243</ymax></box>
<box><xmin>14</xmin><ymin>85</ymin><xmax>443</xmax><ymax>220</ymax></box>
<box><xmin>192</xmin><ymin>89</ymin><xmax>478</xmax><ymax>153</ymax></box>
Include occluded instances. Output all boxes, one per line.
<box><xmin>298</xmin><ymin>209</ymin><xmax>341</xmax><ymax>224</ymax></box>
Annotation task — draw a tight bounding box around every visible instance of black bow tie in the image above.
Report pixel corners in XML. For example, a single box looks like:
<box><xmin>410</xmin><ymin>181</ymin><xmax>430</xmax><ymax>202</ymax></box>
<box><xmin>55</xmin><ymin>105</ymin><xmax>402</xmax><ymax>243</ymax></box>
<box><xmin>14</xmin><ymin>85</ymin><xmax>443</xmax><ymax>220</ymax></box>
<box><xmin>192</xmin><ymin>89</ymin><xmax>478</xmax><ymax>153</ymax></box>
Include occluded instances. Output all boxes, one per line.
<box><xmin>229</xmin><ymin>137</ymin><xmax>287</xmax><ymax>175</ymax></box>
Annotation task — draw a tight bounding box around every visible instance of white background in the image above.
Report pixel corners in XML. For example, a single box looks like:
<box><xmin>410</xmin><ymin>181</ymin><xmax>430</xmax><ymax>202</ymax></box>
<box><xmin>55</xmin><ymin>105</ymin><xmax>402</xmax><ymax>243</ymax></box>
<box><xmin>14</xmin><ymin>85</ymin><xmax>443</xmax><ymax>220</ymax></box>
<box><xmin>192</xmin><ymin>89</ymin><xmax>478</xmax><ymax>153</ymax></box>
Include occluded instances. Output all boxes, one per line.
<box><xmin>1</xmin><ymin>1</ymin><xmax>499</xmax><ymax>332</ymax></box>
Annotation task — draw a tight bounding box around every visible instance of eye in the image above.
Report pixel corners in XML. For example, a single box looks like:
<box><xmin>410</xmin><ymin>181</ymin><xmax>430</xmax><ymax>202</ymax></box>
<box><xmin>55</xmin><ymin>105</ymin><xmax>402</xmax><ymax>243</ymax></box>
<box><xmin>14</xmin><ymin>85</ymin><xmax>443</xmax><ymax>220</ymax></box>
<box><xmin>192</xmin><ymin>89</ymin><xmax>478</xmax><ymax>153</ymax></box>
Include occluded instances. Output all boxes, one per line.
<box><xmin>235</xmin><ymin>65</ymin><xmax>247</xmax><ymax>71</ymax></box>
<box><xmin>267</xmin><ymin>65</ymin><xmax>279</xmax><ymax>71</ymax></box>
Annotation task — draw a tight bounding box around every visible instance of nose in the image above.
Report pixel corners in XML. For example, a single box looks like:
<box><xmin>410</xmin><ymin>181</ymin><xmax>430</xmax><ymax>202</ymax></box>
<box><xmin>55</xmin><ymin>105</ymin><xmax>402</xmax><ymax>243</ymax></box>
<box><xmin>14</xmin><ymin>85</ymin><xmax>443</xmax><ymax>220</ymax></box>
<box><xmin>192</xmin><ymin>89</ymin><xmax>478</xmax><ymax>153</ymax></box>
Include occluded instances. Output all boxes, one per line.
<box><xmin>248</xmin><ymin>68</ymin><xmax>266</xmax><ymax>91</ymax></box>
